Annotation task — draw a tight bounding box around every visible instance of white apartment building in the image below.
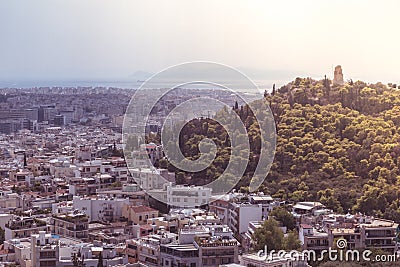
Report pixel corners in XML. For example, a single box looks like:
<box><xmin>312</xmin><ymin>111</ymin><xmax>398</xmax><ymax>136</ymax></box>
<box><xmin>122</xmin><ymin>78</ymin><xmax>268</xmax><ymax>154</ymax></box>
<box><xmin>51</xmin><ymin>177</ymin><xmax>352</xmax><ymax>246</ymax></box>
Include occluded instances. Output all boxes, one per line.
<box><xmin>129</xmin><ymin>168</ymin><xmax>175</xmax><ymax>191</ymax></box>
<box><xmin>10</xmin><ymin>231</ymin><xmax>127</xmax><ymax>267</ymax></box>
<box><xmin>49</xmin><ymin>157</ymin><xmax>78</xmax><ymax>178</ymax></box>
<box><xmin>248</xmin><ymin>194</ymin><xmax>275</xmax><ymax>219</ymax></box>
<box><xmin>58</xmin><ymin>243</ymin><xmax>127</xmax><ymax>267</ymax></box>
<box><xmin>31</xmin><ymin>231</ymin><xmax>59</xmax><ymax>267</ymax></box>
<box><xmin>228</xmin><ymin>203</ymin><xmax>263</xmax><ymax>236</ymax></box>
<box><xmin>167</xmin><ymin>185</ymin><xmax>212</xmax><ymax>208</ymax></box>
<box><xmin>3</xmin><ymin>238</ymin><xmax>31</xmax><ymax>266</ymax></box>
<box><xmin>129</xmin><ymin>143</ymin><xmax>163</xmax><ymax>168</ymax></box>
<box><xmin>0</xmin><ymin>191</ymin><xmax>19</xmax><ymax>211</ymax></box>
<box><xmin>72</xmin><ymin>195</ymin><xmax>129</xmax><ymax>223</ymax></box>
<box><xmin>178</xmin><ymin>224</ymin><xmax>234</xmax><ymax>245</ymax></box>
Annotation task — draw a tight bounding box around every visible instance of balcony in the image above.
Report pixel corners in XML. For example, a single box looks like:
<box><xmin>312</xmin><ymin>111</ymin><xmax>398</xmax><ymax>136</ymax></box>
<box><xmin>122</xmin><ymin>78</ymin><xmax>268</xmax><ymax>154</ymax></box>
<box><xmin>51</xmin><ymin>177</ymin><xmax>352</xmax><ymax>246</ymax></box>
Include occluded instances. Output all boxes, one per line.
<box><xmin>197</xmin><ymin>241</ymin><xmax>237</xmax><ymax>247</ymax></box>
<box><xmin>7</xmin><ymin>219</ymin><xmax>47</xmax><ymax>230</ymax></box>
<box><xmin>39</xmin><ymin>253</ymin><xmax>57</xmax><ymax>259</ymax></box>
<box><xmin>53</xmin><ymin>214</ymin><xmax>88</xmax><ymax>223</ymax></box>
<box><xmin>202</xmin><ymin>251</ymin><xmax>235</xmax><ymax>257</ymax></box>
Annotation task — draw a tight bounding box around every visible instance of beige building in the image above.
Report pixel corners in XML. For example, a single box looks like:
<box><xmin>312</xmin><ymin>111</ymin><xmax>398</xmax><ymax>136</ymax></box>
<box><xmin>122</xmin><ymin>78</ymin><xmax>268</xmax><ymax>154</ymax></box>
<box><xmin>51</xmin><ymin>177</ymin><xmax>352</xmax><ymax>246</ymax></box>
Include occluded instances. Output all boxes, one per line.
<box><xmin>126</xmin><ymin>232</ymin><xmax>177</xmax><ymax>265</ymax></box>
<box><xmin>0</xmin><ymin>192</ymin><xmax>19</xmax><ymax>210</ymax></box>
<box><xmin>3</xmin><ymin>237</ymin><xmax>31</xmax><ymax>267</ymax></box>
<box><xmin>122</xmin><ymin>205</ymin><xmax>158</xmax><ymax>225</ymax></box>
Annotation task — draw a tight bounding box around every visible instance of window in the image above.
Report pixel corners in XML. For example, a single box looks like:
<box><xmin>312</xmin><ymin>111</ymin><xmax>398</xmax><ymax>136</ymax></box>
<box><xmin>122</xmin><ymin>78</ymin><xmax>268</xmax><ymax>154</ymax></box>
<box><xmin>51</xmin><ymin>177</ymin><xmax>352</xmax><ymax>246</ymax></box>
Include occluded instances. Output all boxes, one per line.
<box><xmin>139</xmin><ymin>216</ymin><xmax>142</xmax><ymax>221</ymax></box>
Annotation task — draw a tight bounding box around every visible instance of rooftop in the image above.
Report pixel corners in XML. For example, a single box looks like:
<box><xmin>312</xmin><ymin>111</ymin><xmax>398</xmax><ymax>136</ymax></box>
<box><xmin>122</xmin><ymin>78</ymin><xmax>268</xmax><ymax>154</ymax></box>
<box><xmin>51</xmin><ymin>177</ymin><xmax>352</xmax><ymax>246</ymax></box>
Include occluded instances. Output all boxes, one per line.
<box><xmin>130</xmin><ymin>206</ymin><xmax>158</xmax><ymax>213</ymax></box>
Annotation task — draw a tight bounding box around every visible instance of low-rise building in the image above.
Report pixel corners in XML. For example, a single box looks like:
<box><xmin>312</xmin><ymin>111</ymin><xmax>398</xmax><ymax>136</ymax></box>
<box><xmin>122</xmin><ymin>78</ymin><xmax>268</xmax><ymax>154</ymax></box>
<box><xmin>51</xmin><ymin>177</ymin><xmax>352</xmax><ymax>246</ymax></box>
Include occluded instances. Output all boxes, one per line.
<box><xmin>167</xmin><ymin>185</ymin><xmax>212</xmax><ymax>208</ymax></box>
<box><xmin>50</xmin><ymin>211</ymin><xmax>89</xmax><ymax>240</ymax></box>
<box><xmin>3</xmin><ymin>238</ymin><xmax>31</xmax><ymax>266</ymax></box>
<box><xmin>96</xmin><ymin>184</ymin><xmax>147</xmax><ymax>206</ymax></box>
<box><xmin>248</xmin><ymin>195</ymin><xmax>275</xmax><ymax>219</ymax></box>
<box><xmin>72</xmin><ymin>195</ymin><xmax>129</xmax><ymax>223</ymax></box>
<box><xmin>209</xmin><ymin>199</ymin><xmax>230</xmax><ymax>225</ymax></box>
<box><xmin>0</xmin><ymin>192</ymin><xmax>19</xmax><ymax>211</ymax></box>
<box><xmin>31</xmin><ymin>231</ymin><xmax>59</xmax><ymax>267</ymax></box>
<box><xmin>160</xmin><ymin>243</ymin><xmax>200</xmax><ymax>267</ymax></box>
<box><xmin>122</xmin><ymin>205</ymin><xmax>158</xmax><ymax>225</ymax></box>
<box><xmin>228</xmin><ymin>203</ymin><xmax>262</xmax><ymax>238</ymax></box>
<box><xmin>292</xmin><ymin>202</ymin><xmax>325</xmax><ymax>218</ymax></box>
<box><xmin>240</xmin><ymin>252</ymin><xmax>310</xmax><ymax>267</ymax></box>
<box><xmin>195</xmin><ymin>235</ymin><xmax>239</xmax><ymax>266</ymax></box>
<box><xmin>126</xmin><ymin>232</ymin><xmax>177</xmax><ymax>266</ymax></box>
<box><xmin>5</xmin><ymin>216</ymin><xmax>48</xmax><ymax>240</ymax></box>
<box><xmin>129</xmin><ymin>168</ymin><xmax>175</xmax><ymax>191</ymax></box>
<box><xmin>299</xmin><ymin>224</ymin><xmax>329</xmax><ymax>254</ymax></box>
<box><xmin>299</xmin><ymin>214</ymin><xmax>399</xmax><ymax>254</ymax></box>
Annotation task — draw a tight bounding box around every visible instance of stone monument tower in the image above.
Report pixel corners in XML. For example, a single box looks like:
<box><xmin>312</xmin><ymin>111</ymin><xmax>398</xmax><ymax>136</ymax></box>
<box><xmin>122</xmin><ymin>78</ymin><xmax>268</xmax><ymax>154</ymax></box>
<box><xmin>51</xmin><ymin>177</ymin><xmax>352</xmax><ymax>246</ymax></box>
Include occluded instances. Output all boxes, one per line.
<box><xmin>333</xmin><ymin>65</ymin><xmax>344</xmax><ymax>85</ymax></box>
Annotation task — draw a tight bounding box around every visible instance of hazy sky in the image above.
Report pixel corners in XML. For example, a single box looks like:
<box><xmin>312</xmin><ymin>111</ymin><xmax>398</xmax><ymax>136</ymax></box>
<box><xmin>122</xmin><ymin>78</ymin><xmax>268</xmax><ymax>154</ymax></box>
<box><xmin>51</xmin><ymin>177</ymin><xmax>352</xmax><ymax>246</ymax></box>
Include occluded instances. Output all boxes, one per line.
<box><xmin>0</xmin><ymin>0</ymin><xmax>399</xmax><ymax>85</ymax></box>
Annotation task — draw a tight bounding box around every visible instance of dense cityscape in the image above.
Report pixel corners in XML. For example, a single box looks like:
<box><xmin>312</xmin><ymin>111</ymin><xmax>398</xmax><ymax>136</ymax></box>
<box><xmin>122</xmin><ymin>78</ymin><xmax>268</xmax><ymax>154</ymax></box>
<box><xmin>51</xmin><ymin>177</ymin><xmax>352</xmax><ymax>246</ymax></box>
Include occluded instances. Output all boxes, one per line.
<box><xmin>2</xmin><ymin>1</ymin><xmax>400</xmax><ymax>267</ymax></box>
<box><xmin>0</xmin><ymin>67</ymin><xmax>398</xmax><ymax>267</ymax></box>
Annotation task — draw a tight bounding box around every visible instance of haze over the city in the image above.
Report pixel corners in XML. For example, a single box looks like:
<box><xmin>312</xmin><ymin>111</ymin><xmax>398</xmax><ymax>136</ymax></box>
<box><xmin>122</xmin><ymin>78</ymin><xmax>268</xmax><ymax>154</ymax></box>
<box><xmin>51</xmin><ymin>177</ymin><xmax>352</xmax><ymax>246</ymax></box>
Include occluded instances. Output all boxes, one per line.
<box><xmin>0</xmin><ymin>0</ymin><xmax>399</xmax><ymax>87</ymax></box>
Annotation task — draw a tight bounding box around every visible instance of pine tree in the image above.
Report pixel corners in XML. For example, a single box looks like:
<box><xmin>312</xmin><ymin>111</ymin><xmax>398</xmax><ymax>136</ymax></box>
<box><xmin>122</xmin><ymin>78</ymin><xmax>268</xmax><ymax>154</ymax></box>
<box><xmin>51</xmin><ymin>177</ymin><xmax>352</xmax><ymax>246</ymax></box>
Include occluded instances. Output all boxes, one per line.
<box><xmin>72</xmin><ymin>251</ymin><xmax>86</xmax><ymax>267</ymax></box>
<box><xmin>23</xmin><ymin>152</ymin><xmax>27</xmax><ymax>167</ymax></box>
<box><xmin>97</xmin><ymin>252</ymin><xmax>104</xmax><ymax>267</ymax></box>
<box><xmin>234</xmin><ymin>100</ymin><xmax>239</xmax><ymax>110</ymax></box>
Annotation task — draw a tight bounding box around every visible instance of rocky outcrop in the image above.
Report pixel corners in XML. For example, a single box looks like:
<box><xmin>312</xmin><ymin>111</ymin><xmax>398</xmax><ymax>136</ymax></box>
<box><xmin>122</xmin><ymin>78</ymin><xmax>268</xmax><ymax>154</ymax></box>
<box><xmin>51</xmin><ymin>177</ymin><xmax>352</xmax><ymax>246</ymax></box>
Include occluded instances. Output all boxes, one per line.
<box><xmin>333</xmin><ymin>65</ymin><xmax>344</xmax><ymax>85</ymax></box>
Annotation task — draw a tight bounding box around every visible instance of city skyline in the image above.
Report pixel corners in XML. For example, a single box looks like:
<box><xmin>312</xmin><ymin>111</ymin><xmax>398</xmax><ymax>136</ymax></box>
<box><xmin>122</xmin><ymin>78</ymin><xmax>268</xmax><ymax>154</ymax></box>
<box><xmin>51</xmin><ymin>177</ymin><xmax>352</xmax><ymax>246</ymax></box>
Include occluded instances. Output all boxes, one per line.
<box><xmin>1</xmin><ymin>0</ymin><xmax>400</xmax><ymax>87</ymax></box>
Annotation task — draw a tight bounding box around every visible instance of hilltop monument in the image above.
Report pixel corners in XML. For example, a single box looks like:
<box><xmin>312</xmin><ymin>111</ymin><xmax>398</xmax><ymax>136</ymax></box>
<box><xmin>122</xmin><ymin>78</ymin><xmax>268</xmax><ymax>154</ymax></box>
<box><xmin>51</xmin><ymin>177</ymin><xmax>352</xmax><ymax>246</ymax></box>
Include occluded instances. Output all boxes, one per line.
<box><xmin>333</xmin><ymin>65</ymin><xmax>344</xmax><ymax>85</ymax></box>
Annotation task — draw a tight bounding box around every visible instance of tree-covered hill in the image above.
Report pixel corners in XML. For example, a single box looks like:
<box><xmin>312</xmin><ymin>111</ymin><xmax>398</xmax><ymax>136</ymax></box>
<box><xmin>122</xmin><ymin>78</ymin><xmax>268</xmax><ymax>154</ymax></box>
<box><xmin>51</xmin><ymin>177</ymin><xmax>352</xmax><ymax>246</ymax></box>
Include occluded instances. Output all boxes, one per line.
<box><xmin>266</xmin><ymin>78</ymin><xmax>400</xmax><ymax>221</ymax></box>
<box><xmin>165</xmin><ymin>77</ymin><xmax>400</xmax><ymax>221</ymax></box>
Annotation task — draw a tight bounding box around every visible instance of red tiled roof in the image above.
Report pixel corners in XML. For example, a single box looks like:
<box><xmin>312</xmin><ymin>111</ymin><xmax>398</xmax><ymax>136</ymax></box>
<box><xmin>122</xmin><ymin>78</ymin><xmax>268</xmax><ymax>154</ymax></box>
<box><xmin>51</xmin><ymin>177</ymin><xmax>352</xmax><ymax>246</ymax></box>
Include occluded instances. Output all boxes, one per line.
<box><xmin>0</xmin><ymin>244</ymin><xmax>9</xmax><ymax>255</ymax></box>
<box><xmin>130</xmin><ymin>206</ymin><xmax>157</xmax><ymax>213</ymax></box>
<box><xmin>140</xmin><ymin>224</ymin><xmax>154</xmax><ymax>230</ymax></box>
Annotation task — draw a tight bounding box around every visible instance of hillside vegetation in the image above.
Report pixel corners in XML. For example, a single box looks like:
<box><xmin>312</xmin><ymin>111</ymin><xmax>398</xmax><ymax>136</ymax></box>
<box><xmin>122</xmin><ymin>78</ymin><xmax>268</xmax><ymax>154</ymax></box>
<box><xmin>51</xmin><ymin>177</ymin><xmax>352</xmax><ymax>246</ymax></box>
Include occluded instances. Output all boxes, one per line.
<box><xmin>166</xmin><ymin>77</ymin><xmax>400</xmax><ymax>221</ymax></box>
